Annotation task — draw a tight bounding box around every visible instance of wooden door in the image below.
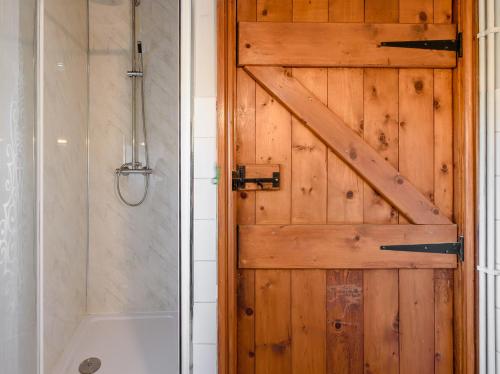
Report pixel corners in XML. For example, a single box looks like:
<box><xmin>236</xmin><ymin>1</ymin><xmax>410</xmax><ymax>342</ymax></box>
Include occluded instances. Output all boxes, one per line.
<box><xmin>233</xmin><ymin>1</ymin><xmax>459</xmax><ymax>373</ymax></box>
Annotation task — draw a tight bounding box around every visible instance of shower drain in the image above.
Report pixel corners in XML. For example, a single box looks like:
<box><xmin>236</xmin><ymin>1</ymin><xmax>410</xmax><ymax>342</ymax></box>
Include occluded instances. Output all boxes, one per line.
<box><xmin>79</xmin><ymin>357</ymin><xmax>101</xmax><ymax>374</ymax></box>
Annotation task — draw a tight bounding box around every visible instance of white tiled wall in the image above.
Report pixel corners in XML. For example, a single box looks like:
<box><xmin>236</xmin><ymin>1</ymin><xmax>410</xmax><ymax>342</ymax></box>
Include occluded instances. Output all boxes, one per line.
<box><xmin>193</xmin><ymin>344</ymin><xmax>218</xmax><ymax>374</ymax></box>
<box><xmin>192</xmin><ymin>0</ymin><xmax>218</xmax><ymax>371</ymax></box>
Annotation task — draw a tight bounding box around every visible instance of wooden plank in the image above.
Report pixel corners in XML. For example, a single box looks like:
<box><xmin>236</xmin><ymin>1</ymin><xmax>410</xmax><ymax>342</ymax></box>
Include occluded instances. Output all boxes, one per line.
<box><xmin>237</xmin><ymin>270</ymin><xmax>256</xmax><ymax>374</ymax></box>
<box><xmin>399</xmin><ymin>270</ymin><xmax>435</xmax><ymax>374</ymax></box>
<box><xmin>434</xmin><ymin>67</ymin><xmax>454</xmax><ymax>373</ymax></box>
<box><xmin>236</xmin><ymin>69</ymin><xmax>257</xmax><ymax>224</ymax></box>
<box><xmin>434</xmin><ymin>0</ymin><xmax>452</xmax><ymax>23</ymax></box>
<box><xmin>398</xmin><ymin>69</ymin><xmax>435</xmax><ymax>223</ymax></box>
<box><xmin>254</xmin><ymin>2</ymin><xmax>292</xmax><ymax>373</ymax></box>
<box><xmin>327</xmin><ymin>68</ymin><xmax>364</xmax><ymax>224</ymax></box>
<box><xmin>435</xmin><ymin>269</ymin><xmax>454</xmax><ymax>374</ymax></box>
<box><xmin>239</xmin><ymin>224</ymin><xmax>458</xmax><ymax>269</ymax></box>
<box><xmin>326</xmin><ymin>270</ymin><xmax>364</xmax><ymax>374</ymax></box>
<box><xmin>255</xmin><ymin>270</ymin><xmax>291</xmax><ymax>374</ymax></box>
<box><xmin>256</xmin><ymin>0</ymin><xmax>292</xmax><ymax>21</ymax></box>
<box><xmin>365</xmin><ymin>0</ymin><xmax>399</xmax><ymax>23</ymax></box>
<box><xmin>236</xmin><ymin>69</ymin><xmax>256</xmax><ymax>374</ymax></box>
<box><xmin>291</xmin><ymin>270</ymin><xmax>326</xmax><ymax>374</ymax></box>
<box><xmin>364</xmin><ymin>270</ymin><xmax>399</xmax><ymax>374</ymax></box>
<box><xmin>291</xmin><ymin>69</ymin><xmax>328</xmax><ymax>224</ymax></box>
<box><xmin>236</xmin><ymin>4</ymin><xmax>256</xmax><ymax>374</ymax></box>
<box><xmin>293</xmin><ymin>0</ymin><xmax>328</xmax><ymax>22</ymax></box>
<box><xmin>254</xmin><ymin>0</ymin><xmax>291</xmax><ymax>225</ymax></box>
<box><xmin>362</xmin><ymin>3</ymin><xmax>400</xmax><ymax>373</ymax></box>
<box><xmin>238</xmin><ymin>0</ymin><xmax>257</xmax><ymax>22</ymax></box>
<box><xmin>434</xmin><ymin>69</ymin><xmax>454</xmax><ymax>220</ymax></box>
<box><xmin>326</xmin><ymin>5</ymin><xmax>364</xmax><ymax>373</ymax></box>
<box><xmin>238</xmin><ymin>22</ymin><xmax>457</xmax><ymax>68</ymax></box>
<box><xmin>363</xmin><ymin>68</ymin><xmax>399</xmax><ymax>224</ymax></box>
<box><xmin>244</xmin><ymin>66</ymin><xmax>452</xmax><ymax>225</ymax></box>
<box><xmin>398</xmin><ymin>65</ymin><xmax>436</xmax><ymax>374</ymax></box>
<box><xmin>255</xmin><ymin>85</ymin><xmax>291</xmax><ymax>224</ymax></box>
<box><xmin>289</xmin><ymin>9</ymin><xmax>328</xmax><ymax>374</ymax></box>
<box><xmin>329</xmin><ymin>0</ymin><xmax>364</xmax><ymax>22</ymax></box>
<box><xmin>399</xmin><ymin>0</ymin><xmax>433</xmax><ymax>23</ymax></box>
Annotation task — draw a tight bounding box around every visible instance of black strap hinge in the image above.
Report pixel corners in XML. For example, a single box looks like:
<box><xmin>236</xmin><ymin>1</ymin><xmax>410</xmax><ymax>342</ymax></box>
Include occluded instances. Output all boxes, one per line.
<box><xmin>381</xmin><ymin>235</ymin><xmax>464</xmax><ymax>262</ymax></box>
<box><xmin>380</xmin><ymin>32</ymin><xmax>462</xmax><ymax>57</ymax></box>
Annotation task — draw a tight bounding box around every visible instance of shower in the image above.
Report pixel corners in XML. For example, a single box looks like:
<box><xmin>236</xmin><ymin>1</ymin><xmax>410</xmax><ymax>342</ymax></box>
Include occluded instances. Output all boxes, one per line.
<box><xmin>115</xmin><ymin>0</ymin><xmax>152</xmax><ymax>206</ymax></box>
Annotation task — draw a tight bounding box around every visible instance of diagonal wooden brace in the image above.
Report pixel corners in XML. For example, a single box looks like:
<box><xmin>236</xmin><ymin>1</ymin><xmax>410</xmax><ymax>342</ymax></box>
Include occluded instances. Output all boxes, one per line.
<box><xmin>243</xmin><ymin>66</ymin><xmax>452</xmax><ymax>225</ymax></box>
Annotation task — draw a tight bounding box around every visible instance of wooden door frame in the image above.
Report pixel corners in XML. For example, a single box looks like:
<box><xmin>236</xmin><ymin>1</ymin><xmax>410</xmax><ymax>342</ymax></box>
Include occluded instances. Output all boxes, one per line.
<box><xmin>216</xmin><ymin>0</ymin><xmax>477</xmax><ymax>373</ymax></box>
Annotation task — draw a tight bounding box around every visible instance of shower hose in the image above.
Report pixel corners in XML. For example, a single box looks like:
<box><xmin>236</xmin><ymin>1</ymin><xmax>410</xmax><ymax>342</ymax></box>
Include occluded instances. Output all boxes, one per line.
<box><xmin>115</xmin><ymin>48</ymin><xmax>151</xmax><ymax>207</ymax></box>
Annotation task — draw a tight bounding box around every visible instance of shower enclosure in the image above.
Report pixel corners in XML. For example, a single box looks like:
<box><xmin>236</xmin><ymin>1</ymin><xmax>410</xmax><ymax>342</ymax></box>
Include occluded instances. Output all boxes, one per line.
<box><xmin>0</xmin><ymin>0</ymin><xmax>183</xmax><ymax>372</ymax></box>
<box><xmin>42</xmin><ymin>0</ymin><xmax>181</xmax><ymax>373</ymax></box>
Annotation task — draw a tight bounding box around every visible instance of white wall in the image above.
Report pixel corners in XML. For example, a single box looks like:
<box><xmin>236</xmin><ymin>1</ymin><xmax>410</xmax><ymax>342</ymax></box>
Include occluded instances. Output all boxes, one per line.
<box><xmin>478</xmin><ymin>0</ymin><xmax>500</xmax><ymax>372</ymax></box>
<box><xmin>87</xmin><ymin>0</ymin><xmax>179</xmax><ymax>315</ymax></box>
<box><xmin>0</xmin><ymin>1</ymin><xmax>37</xmax><ymax>373</ymax></box>
<box><xmin>42</xmin><ymin>0</ymin><xmax>89</xmax><ymax>372</ymax></box>
<box><xmin>192</xmin><ymin>0</ymin><xmax>218</xmax><ymax>372</ymax></box>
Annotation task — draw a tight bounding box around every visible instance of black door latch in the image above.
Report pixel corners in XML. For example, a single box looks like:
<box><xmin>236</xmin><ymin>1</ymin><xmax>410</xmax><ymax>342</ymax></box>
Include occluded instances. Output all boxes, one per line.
<box><xmin>232</xmin><ymin>165</ymin><xmax>280</xmax><ymax>191</ymax></box>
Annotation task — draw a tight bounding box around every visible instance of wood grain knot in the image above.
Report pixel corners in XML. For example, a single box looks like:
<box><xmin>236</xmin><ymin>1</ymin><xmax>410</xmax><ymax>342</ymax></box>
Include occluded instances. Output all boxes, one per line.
<box><xmin>419</xmin><ymin>11</ymin><xmax>428</xmax><ymax>22</ymax></box>
<box><xmin>378</xmin><ymin>132</ymin><xmax>388</xmax><ymax>147</ymax></box>
<box><xmin>271</xmin><ymin>340</ymin><xmax>289</xmax><ymax>354</ymax></box>
<box><xmin>334</xmin><ymin>321</ymin><xmax>342</xmax><ymax>330</ymax></box>
<box><xmin>414</xmin><ymin>80</ymin><xmax>424</xmax><ymax>92</ymax></box>
<box><xmin>432</xmin><ymin>207</ymin><xmax>440</xmax><ymax>215</ymax></box>
<box><xmin>245</xmin><ymin>43</ymin><xmax>251</xmax><ymax>49</ymax></box>
<box><xmin>392</xmin><ymin>313</ymin><xmax>399</xmax><ymax>331</ymax></box>
<box><xmin>346</xmin><ymin>190</ymin><xmax>354</xmax><ymax>199</ymax></box>
<box><xmin>349</xmin><ymin>148</ymin><xmax>357</xmax><ymax>160</ymax></box>
<box><xmin>261</xmin><ymin>8</ymin><xmax>268</xmax><ymax>16</ymax></box>
<box><xmin>294</xmin><ymin>144</ymin><xmax>315</xmax><ymax>152</ymax></box>
<box><xmin>240</xmin><ymin>192</ymin><xmax>248</xmax><ymax>199</ymax></box>
<box><xmin>245</xmin><ymin>307</ymin><xmax>254</xmax><ymax>316</ymax></box>
<box><xmin>301</xmin><ymin>186</ymin><xmax>313</xmax><ymax>195</ymax></box>
<box><xmin>395</xmin><ymin>176</ymin><xmax>404</xmax><ymax>185</ymax></box>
